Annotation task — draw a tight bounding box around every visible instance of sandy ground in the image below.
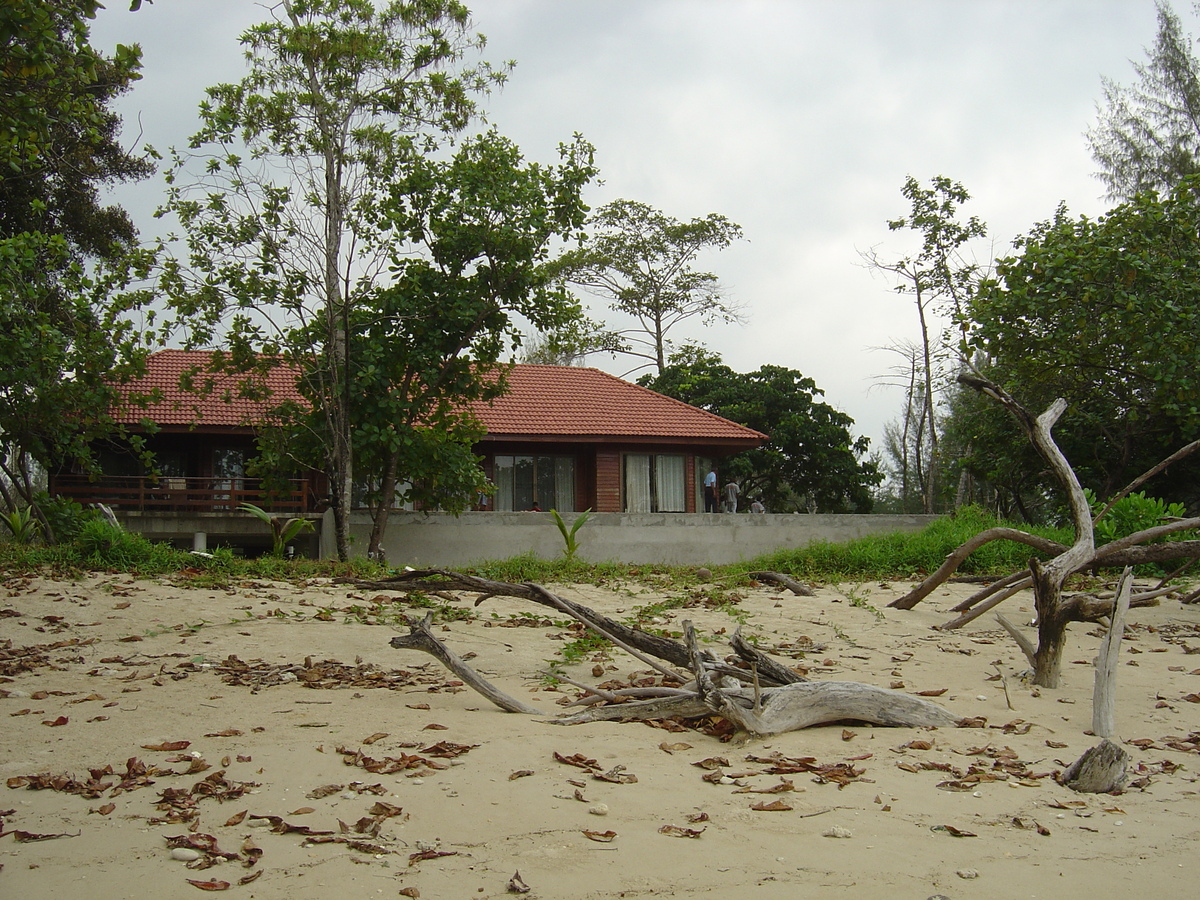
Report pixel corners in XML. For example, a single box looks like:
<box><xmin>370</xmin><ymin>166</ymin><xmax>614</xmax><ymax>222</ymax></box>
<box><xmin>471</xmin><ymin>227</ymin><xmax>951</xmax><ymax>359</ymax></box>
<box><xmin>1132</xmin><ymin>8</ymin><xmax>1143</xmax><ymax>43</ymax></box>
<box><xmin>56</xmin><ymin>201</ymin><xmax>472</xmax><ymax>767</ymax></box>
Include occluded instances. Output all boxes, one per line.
<box><xmin>1</xmin><ymin>567</ymin><xmax>1199</xmax><ymax>899</ymax></box>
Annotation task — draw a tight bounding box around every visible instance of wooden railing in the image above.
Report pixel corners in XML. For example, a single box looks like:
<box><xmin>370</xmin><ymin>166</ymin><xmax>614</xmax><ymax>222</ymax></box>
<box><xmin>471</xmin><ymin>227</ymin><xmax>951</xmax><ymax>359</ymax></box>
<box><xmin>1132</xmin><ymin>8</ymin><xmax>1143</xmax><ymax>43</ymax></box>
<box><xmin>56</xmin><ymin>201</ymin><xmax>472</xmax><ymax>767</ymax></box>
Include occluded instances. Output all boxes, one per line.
<box><xmin>48</xmin><ymin>475</ymin><xmax>315</xmax><ymax>514</ymax></box>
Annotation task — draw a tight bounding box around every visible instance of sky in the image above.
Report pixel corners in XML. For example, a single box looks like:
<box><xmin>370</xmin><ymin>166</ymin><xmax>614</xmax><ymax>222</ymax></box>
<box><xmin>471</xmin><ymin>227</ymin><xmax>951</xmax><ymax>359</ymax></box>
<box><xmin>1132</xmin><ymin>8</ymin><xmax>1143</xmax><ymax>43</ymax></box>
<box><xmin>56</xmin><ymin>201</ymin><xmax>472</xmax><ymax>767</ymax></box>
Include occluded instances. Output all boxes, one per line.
<box><xmin>88</xmin><ymin>0</ymin><xmax>1182</xmax><ymax>458</ymax></box>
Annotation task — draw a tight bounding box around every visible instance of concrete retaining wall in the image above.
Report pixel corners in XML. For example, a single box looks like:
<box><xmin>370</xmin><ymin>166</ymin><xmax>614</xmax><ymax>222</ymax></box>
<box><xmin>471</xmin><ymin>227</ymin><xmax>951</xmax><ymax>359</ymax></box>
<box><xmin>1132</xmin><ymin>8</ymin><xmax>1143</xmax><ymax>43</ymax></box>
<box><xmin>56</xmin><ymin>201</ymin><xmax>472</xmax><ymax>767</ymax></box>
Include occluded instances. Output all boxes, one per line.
<box><xmin>327</xmin><ymin>511</ymin><xmax>940</xmax><ymax>567</ymax></box>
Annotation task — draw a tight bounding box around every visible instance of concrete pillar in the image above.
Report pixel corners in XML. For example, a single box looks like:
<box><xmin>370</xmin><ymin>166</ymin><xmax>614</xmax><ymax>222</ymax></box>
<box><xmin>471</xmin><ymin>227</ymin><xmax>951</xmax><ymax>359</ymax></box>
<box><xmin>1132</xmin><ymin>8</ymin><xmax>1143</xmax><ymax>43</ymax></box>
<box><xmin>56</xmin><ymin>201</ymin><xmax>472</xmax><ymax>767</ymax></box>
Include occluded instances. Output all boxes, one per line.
<box><xmin>192</xmin><ymin>532</ymin><xmax>207</xmax><ymax>552</ymax></box>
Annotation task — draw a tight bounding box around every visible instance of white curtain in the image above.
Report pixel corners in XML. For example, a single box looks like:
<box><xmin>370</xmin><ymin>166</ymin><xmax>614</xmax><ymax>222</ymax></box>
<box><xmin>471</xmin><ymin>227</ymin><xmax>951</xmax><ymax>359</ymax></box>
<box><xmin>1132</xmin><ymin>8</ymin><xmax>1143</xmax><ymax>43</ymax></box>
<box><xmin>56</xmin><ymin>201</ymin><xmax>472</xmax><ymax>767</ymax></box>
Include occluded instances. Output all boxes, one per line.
<box><xmin>656</xmin><ymin>455</ymin><xmax>685</xmax><ymax>512</ymax></box>
<box><xmin>624</xmin><ymin>454</ymin><xmax>651</xmax><ymax>513</ymax></box>
<box><xmin>494</xmin><ymin>456</ymin><xmax>514</xmax><ymax>511</ymax></box>
<box><xmin>555</xmin><ymin>457</ymin><xmax>575</xmax><ymax>512</ymax></box>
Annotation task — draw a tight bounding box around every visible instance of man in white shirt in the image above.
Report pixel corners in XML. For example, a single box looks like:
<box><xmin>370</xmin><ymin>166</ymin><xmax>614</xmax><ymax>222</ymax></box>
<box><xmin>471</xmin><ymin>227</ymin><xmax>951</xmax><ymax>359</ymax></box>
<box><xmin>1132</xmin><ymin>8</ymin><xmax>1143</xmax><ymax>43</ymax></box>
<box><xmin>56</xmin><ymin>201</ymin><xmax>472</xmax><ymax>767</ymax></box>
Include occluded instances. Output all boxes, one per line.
<box><xmin>703</xmin><ymin>468</ymin><xmax>718</xmax><ymax>512</ymax></box>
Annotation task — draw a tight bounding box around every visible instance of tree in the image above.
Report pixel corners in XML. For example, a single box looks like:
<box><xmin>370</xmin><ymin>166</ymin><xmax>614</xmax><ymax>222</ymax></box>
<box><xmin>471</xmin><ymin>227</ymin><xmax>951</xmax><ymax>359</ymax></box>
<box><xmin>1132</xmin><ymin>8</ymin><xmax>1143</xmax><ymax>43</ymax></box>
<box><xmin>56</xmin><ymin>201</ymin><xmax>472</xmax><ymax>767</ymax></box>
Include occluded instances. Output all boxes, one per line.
<box><xmin>1087</xmin><ymin>1</ymin><xmax>1200</xmax><ymax>200</ymax></box>
<box><xmin>641</xmin><ymin>346</ymin><xmax>880</xmax><ymax>513</ymax></box>
<box><xmin>964</xmin><ymin>181</ymin><xmax>1200</xmax><ymax>509</ymax></box>
<box><xmin>862</xmin><ymin>176</ymin><xmax>987</xmax><ymax>514</ymax></box>
<box><xmin>159</xmin><ymin>0</ymin><xmax>513</xmax><ymax>560</ymax></box>
<box><xmin>556</xmin><ymin>199</ymin><xmax>744</xmax><ymax>374</ymax></box>
<box><xmin>0</xmin><ymin>0</ymin><xmax>154</xmax><ymax>532</ymax></box>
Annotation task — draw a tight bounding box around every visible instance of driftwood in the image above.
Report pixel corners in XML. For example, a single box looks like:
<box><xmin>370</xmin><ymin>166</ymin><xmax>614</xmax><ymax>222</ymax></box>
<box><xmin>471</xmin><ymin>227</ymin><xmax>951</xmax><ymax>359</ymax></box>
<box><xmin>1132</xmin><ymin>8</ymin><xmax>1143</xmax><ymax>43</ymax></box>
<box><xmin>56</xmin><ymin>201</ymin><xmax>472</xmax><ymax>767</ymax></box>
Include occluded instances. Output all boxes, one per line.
<box><xmin>1060</xmin><ymin>739</ymin><xmax>1129</xmax><ymax>793</ymax></box>
<box><xmin>746</xmin><ymin>571</ymin><xmax>816</xmax><ymax>596</ymax></box>
<box><xmin>1092</xmin><ymin>569</ymin><xmax>1133</xmax><ymax>740</ymax></box>
<box><xmin>377</xmin><ymin>571</ymin><xmax>962</xmax><ymax>735</ymax></box>
<box><xmin>891</xmin><ymin>373</ymin><xmax>1200</xmax><ymax>688</ymax></box>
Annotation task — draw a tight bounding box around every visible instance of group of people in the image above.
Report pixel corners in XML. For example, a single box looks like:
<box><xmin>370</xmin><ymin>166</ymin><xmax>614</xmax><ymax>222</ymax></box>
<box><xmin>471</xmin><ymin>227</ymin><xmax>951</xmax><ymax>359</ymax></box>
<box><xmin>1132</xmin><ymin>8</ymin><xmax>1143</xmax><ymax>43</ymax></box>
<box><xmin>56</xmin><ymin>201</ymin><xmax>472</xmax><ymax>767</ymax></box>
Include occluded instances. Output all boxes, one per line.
<box><xmin>703</xmin><ymin>468</ymin><xmax>764</xmax><ymax>514</ymax></box>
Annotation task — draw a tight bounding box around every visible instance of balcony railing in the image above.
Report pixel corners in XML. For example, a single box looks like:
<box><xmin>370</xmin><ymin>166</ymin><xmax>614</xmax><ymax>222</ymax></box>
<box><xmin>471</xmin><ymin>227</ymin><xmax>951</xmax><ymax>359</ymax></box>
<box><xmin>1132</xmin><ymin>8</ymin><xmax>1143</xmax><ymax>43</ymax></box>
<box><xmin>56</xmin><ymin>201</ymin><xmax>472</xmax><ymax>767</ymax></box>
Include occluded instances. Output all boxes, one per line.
<box><xmin>49</xmin><ymin>475</ymin><xmax>315</xmax><ymax>514</ymax></box>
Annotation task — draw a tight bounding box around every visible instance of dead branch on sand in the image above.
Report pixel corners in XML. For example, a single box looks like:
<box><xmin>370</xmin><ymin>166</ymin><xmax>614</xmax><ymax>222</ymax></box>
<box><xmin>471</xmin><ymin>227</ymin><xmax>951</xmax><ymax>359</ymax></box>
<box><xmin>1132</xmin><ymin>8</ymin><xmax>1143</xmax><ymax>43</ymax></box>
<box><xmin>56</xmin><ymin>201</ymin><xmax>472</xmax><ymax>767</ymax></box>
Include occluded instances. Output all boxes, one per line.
<box><xmin>367</xmin><ymin>569</ymin><xmax>963</xmax><ymax>737</ymax></box>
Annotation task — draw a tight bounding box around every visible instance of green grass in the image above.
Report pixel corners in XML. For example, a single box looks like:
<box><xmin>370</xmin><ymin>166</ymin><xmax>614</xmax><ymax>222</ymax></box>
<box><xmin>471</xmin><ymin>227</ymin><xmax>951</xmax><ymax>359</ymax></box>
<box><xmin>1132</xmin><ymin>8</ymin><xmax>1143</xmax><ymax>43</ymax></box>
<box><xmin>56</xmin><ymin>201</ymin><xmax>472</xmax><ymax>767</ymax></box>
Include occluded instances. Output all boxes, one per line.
<box><xmin>736</xmin><ymin>506</ymin><xmax>1072</xmax><ymax>582</ymax></box>
<box><xmin>0</xmin><ymin>505</ymin><xmax>1075</xmax><ymax>588</ymax></box>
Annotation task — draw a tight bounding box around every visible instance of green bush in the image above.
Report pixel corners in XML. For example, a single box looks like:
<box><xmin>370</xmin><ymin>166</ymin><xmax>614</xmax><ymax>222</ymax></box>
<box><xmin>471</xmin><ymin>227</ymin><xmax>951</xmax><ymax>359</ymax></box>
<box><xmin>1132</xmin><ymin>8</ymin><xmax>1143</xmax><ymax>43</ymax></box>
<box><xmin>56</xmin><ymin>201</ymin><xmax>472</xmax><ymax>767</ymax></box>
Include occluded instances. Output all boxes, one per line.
<box><xmin>74</xmin><ymin>520</ymin><xmax>185</xmax><ymax>572</ymax></box>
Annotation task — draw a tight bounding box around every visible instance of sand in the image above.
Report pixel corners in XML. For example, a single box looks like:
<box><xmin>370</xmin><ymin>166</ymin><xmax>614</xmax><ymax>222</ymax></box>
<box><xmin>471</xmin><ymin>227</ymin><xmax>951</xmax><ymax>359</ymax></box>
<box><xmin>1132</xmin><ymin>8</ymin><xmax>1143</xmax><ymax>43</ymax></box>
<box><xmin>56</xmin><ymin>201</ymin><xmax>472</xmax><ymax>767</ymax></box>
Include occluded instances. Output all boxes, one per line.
<box><xmin>1</xmin><ymin>568</ymin><xmax>1198</xmax><ymax>899</ymax></box>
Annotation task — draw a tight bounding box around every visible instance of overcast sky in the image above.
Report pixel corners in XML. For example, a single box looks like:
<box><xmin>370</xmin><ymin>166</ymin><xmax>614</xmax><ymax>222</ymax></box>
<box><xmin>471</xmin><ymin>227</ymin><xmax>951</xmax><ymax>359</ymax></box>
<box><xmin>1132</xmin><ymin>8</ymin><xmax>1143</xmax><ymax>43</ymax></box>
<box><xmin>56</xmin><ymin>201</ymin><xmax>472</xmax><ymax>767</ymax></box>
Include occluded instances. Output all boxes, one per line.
<box><xmin>89</xmin><ymin>0</ymin><xmax>1181</xmax><ymax>456</ymax></box>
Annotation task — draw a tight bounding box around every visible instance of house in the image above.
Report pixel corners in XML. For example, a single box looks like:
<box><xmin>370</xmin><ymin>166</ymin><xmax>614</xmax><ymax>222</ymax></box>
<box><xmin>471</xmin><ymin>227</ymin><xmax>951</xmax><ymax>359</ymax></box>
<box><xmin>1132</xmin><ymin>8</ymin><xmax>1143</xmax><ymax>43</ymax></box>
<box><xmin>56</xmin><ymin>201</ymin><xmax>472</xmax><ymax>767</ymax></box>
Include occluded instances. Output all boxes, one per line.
<box><xmin>49</xmin><ymin>350</ymin><xmax>766</xmax><ymax>525</ymax></box>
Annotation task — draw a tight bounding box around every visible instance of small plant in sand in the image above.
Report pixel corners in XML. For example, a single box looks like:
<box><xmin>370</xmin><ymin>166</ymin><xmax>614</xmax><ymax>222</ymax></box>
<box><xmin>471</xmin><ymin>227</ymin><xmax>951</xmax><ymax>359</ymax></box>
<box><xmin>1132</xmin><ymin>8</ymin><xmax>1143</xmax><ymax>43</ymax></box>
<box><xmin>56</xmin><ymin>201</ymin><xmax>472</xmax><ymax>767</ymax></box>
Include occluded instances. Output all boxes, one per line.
<box><xmin>550</xmin><ymin>508</ymin><xmax>593</xmax><ymax>560</ymax></box>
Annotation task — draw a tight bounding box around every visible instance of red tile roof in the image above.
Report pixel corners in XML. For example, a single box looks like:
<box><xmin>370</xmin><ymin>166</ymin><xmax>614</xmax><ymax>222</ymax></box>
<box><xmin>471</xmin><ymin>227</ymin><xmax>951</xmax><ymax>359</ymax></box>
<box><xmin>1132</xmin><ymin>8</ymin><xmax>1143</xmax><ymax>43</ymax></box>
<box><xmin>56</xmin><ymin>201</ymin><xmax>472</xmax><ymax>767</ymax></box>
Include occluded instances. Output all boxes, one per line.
<box><xmin>113</xmin><ymin>350</ymin><xmax>766</xmax><ymax>445</ymax></box>
<box><xmin>469</xmin><ymin>365</ymin><xmax>766</xmax><ymax>443</ymax></box>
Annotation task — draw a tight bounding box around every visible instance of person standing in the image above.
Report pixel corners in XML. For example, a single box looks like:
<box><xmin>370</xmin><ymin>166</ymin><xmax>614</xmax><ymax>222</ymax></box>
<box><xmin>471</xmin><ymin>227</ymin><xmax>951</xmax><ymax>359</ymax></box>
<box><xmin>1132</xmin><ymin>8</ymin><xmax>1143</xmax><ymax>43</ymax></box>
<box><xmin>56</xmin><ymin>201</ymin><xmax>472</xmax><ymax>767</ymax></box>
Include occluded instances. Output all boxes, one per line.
<box><xmin>703</xmin><ymin>468</ymin><xmax>718</xmax><ymax>512</ymax></box>
<box><xmin>723</xmin><ymin>479</ymin><xmax>740</xmax><ymax>513</ymax></box>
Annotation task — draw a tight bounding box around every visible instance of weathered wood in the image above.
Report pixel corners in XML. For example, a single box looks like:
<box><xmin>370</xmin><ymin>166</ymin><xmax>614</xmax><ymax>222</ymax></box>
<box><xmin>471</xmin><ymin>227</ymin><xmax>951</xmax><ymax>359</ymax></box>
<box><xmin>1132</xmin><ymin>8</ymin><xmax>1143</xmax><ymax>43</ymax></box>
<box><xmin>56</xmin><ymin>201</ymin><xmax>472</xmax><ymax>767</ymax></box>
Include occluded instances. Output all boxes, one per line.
<box><xmin>730</xmin><ymin>628</ymin><xmax>808</xmax><ymax>684</ymax></box>
<box><xmin>1092</xmin><ymin>568</ymin><xmax>1133</xmax><ymax>739</ymax></box>
<box><xmin>889</xmin><ymin>531</ymin><xmax>1063</xmax><ymax>610</ymax></box>
<box><xmin>388</xmin><ymin>613</ymin><xmax>544</xmax><ymax>715</ymax></box>
<box><xmin>746</xmin><ymin>571</ymin><xmax>815</xmax><ymax>596</ymax></box>
<box><xmin>385</xmin><ymin>585</ymin><xmax>963</xmax><ymax>734</ymax></box>
<box><xmin>995</xmin><ymin>613</ymin><xmax>1036</xmax><ymax>668</ymax></box>
<box><xmin>1060</xmin><ymin>739</ymin><xmax>1129</xmax><ymax>793</ymax></box>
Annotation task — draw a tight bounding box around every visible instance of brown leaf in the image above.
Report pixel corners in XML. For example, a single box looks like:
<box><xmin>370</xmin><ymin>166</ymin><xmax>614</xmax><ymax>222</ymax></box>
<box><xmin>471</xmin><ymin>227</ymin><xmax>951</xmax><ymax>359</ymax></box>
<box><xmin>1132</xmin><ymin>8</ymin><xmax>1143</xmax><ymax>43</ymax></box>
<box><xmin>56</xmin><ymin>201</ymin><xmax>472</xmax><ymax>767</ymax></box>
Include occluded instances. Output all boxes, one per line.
<box><xmin>594</xmin><ymin>765</ymin><xmax>637</xmax><ymax>784</ymax></box>
<box><xmin>12</xmin><ymin>830</ymin><xmax>78</xmax><ymax>842</ymax></box>
<box><xmin>203</xmin><ymin>729</ymin><xmax>242</xmax><ymax>738</ymax></box>
<box><xmin>508</xmin><ymin>770</ymin><xmax>534</xmax><ymax>781</ymax></box>
<box><xmin>938</xmin><ymin>825</ymin><xmax>978</xmax><ymax>837</ymax></box>
<box><xmin>841</xmin><ymin>729</ymin><xmax>856</xmax><ymax>741</ymax></box>
<box><xmin>142</xmin><ymin>740</ymin><xmax>190</xmax><ymax>752</ymax></box>
<box><xmin>237</xmin><ymin>871</ymin><xmax>262</xmax><ymax>886</ymax></box>
<box><xmin>691</xmin><ymin>757</ymin><xmax>730</xmax><ymax>770</ymax></box>
<box><xmin>398</xmin><ymin>889</ymin><xmax>420</xmax><ymax>898</ymax></box>
<box><xmin>186</xmin><ymin>880</ymin><xmax>231</xmax><ymax>891</ymax></box>
<box><xmin>915</xmin><ymin>688</ymin><xmax>948</xmax><ymax>697</ymax></box>
<box><xmin>306</xmin><ymin>784</ymin><xmax>343</xmax><ymax>799</ymax></box>
<box><xmin>289</xmin><ymin>807</ymin><xmax>316</xmax><ymax>816</ymax></box>
<box><xmin>659</xmin><ymin>824</ymin><xmax>705</xmax><ymax>838</ymax></box>
<box><xmin>118</xmin><ymin>635</ymin><xmax>143</xmax><ymax>642</ymax></box>
<box><xmin>94</xmin><ymin>803</ymin><xmax>116</xmax><ymax>816</ymax></box>
<box><xmin>554</xmin><ymin>751</ymin><xmax>600</xmax><ymax>771</ymax></box>
<box><xmin>658</xmin><ymin>742</ymin><xmax>692</xmax><ymax>753</ymax></box>
<box><xmin>422</xmin><ymin>723</ymin><xmax>448</xmax><ymax>730</ymax></box>
<box><xmin>582</xmin><ymin>829</ymin><xmax>617</xmax><ymax>842</ymax></box>
<box><xmin>362</xmin><ymin>732</ymin><xmax>389</xmax><ymax>745</ymax></box>
<box><xmin>405</xmin><ymin>703</ymin><xmax>430</xmax><ymax>710</ymax></box>
<box><xmin>408</xmin><ymin>849</ymin><xmax>457</xmax><ymax>865</ymax></box>
<box><xmin>224</xmin><ymin>810</ymin><xmax>248</xmax><ymax>827</ymax></box>
<box><xmin>41</xmin><ymin>716</ymin><xmax>69</xmax><ymax>727</ymax></box>
<box><xmin>750</xmin><ymin>800</ymin><xmax>793</xmax><ymax>812</ymax></box>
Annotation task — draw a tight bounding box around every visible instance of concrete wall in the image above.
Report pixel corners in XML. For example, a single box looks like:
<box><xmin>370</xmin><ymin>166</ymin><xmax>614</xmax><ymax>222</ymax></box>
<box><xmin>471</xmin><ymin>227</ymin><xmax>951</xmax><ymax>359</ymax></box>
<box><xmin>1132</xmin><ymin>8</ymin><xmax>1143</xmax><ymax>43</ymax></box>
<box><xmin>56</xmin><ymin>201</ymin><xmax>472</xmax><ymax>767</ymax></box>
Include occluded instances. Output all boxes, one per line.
<box><xmin>326</xmin><ymin>510</ymin><xmax>940</xmax><ymax>567</ymax></box>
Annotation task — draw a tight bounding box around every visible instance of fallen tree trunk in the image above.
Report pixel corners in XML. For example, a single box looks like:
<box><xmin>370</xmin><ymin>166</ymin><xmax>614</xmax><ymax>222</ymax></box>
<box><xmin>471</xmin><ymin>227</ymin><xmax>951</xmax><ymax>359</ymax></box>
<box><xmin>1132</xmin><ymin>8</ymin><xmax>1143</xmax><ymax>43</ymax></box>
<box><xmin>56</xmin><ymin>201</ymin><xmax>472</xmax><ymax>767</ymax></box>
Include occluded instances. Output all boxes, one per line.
<box><xmin>381</xmin><ymin>575</ymin><xmax>962</xmax><ymax>735</ymax></box>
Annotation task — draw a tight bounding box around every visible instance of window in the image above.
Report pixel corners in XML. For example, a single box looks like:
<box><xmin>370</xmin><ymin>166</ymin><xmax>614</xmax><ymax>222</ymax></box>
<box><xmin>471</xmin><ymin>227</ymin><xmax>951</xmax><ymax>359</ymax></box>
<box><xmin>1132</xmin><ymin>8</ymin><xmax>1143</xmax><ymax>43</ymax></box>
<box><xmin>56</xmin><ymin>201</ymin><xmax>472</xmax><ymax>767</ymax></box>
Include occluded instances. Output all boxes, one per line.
<box><xmin>624</xmin><ymin>453</ymin><xmax>685</xmax><ymax>512</ymax></box>
<box><xmin>492</xmin><ymin>455</ymin><xmax>575</xmax><ymax>511</ymax></box>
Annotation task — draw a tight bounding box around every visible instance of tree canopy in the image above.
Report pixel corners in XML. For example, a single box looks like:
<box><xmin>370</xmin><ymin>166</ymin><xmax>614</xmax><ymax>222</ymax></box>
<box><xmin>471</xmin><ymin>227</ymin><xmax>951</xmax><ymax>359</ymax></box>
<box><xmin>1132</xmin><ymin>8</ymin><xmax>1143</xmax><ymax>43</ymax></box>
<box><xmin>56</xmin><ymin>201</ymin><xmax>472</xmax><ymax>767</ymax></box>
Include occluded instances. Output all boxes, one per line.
<box><xmin>160</xmin><ymin>0</ymin><xmax>595</xmax><ymax>559</ymax></box>
<box><xmin>556</xmin><ymin>199</ymin><xmax>744</xmax><ymax>374</ymax></box>
<box><xmin>1088</xmin><ymin>0</ymin><xmax>1200</xmax><ymax>200</ymax></box>
<box><xmin>0</xmin><ymin>0</ymin><xmax>153</xmax><ymax>528</ymax></box>
<box><xmin>962</xmin><ymin>179</ymin><xmax>1200</xmax><ymax>510</ymax></box>
<box><xmin>641</xmin><ymin>347</ymin><xmax>880</xmax><ymax>513</ymax></box>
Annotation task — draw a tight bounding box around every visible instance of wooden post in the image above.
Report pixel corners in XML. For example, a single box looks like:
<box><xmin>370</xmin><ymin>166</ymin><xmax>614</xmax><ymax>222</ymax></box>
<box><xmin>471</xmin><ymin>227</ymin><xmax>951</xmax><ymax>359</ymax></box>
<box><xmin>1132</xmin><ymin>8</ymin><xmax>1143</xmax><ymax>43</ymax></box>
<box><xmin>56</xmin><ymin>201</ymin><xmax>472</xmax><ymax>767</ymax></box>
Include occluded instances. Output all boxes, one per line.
<box><xmin>1092</xmin><ymin>567</ymin><xmax>1133</xmax><ymax>739</ymax></box>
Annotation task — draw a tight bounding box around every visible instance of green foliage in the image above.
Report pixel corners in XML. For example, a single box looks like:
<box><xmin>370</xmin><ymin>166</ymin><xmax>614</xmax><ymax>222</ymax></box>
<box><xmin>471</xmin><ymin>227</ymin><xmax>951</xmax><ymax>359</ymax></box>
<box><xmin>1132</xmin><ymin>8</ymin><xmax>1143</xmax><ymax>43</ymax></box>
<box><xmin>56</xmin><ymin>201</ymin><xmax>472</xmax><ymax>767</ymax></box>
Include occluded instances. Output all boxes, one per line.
<box><xmin>238</xmin><ymin>503</ymin><xmax>315</xmax><ymax>557</ymax></box>
<box><xmin>556</xmin><ymin>199</ymin><xmax>744</xmax><ymax>372</ymax></box>
<box><xmin>1086</xmin><ymin>489</ymin><xmax>1194</xmax><ymax>547</ymax></box>
<box><xmin>160</xmin><ymin>2</ymin><xmax>594</xmax><ymax>560</ymax></box>
<box><xmin>0</xmin><ymin>0</ymin><xmax>154</xmax><ymax>515</ymax></box>
<box><xmin>745</xmin><ymin>506</ymin><xmax>1070</xmax><ymax>581</ymax></box>
<box><xmin>0</xmin><ymin>506</ymin><xmax>40</xmax><ymax>543</ymax></box>
<box><xmin>550</xmin><ymin>508</ymin><xmax>592</xmax><ymax>559</ymax></box>
<box><xmin>1088</xmin><ymin>1</ymin><xmax>1200</xmax><ymax>200</ymax></box>
<box><xmin>964</xmin><ymin>180</ymin><xmax>1200</xmax><ymax>507</ymax></box>
<box><xmin>74</xmin><ymin>520</ymin><xmax>183</xmax><ymax>571</ymax></box>
<box><xmin>641</xmin><ymin>346</ymin><xmax>880</xmax><ymax>512</ymax></box>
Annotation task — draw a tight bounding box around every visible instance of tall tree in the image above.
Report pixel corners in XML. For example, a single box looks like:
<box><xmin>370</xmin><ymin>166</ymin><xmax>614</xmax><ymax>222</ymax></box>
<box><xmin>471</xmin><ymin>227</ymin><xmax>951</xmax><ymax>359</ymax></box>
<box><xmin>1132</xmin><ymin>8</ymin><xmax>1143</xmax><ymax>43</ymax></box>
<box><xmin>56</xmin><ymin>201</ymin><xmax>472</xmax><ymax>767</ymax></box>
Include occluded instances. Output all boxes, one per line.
<box><xmin>0</xmin><ymin>0</ymin><xmax>153</xmax><ymax>529</ymax></box>
<box><xmin>862</xmin><ymin>175</ymin><xmax>986</xmax><ymax>514</ymax></box>
<box><xmin>556</xmin><ymin>199</ymin><xmax>744</xmax><ymax>374</ymax></box>
<box><xmin>642</xmin><ymin>347</ymin><xmax>880</xmax><ymax>513</ymax></box>
<box><xmin>1088</xmin><ymin>1</ymin><xmax>1200</xmax><ymax>200</ymax></box>
<box><xmin>963</xmin><ymin>181</ymin><xmax>1200</xmax><ymax>510</ymax></box>
<box><xmin>159</xmin><ymin>0</ymin><xmax>510</xmax><ymax>559</ymax></box>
